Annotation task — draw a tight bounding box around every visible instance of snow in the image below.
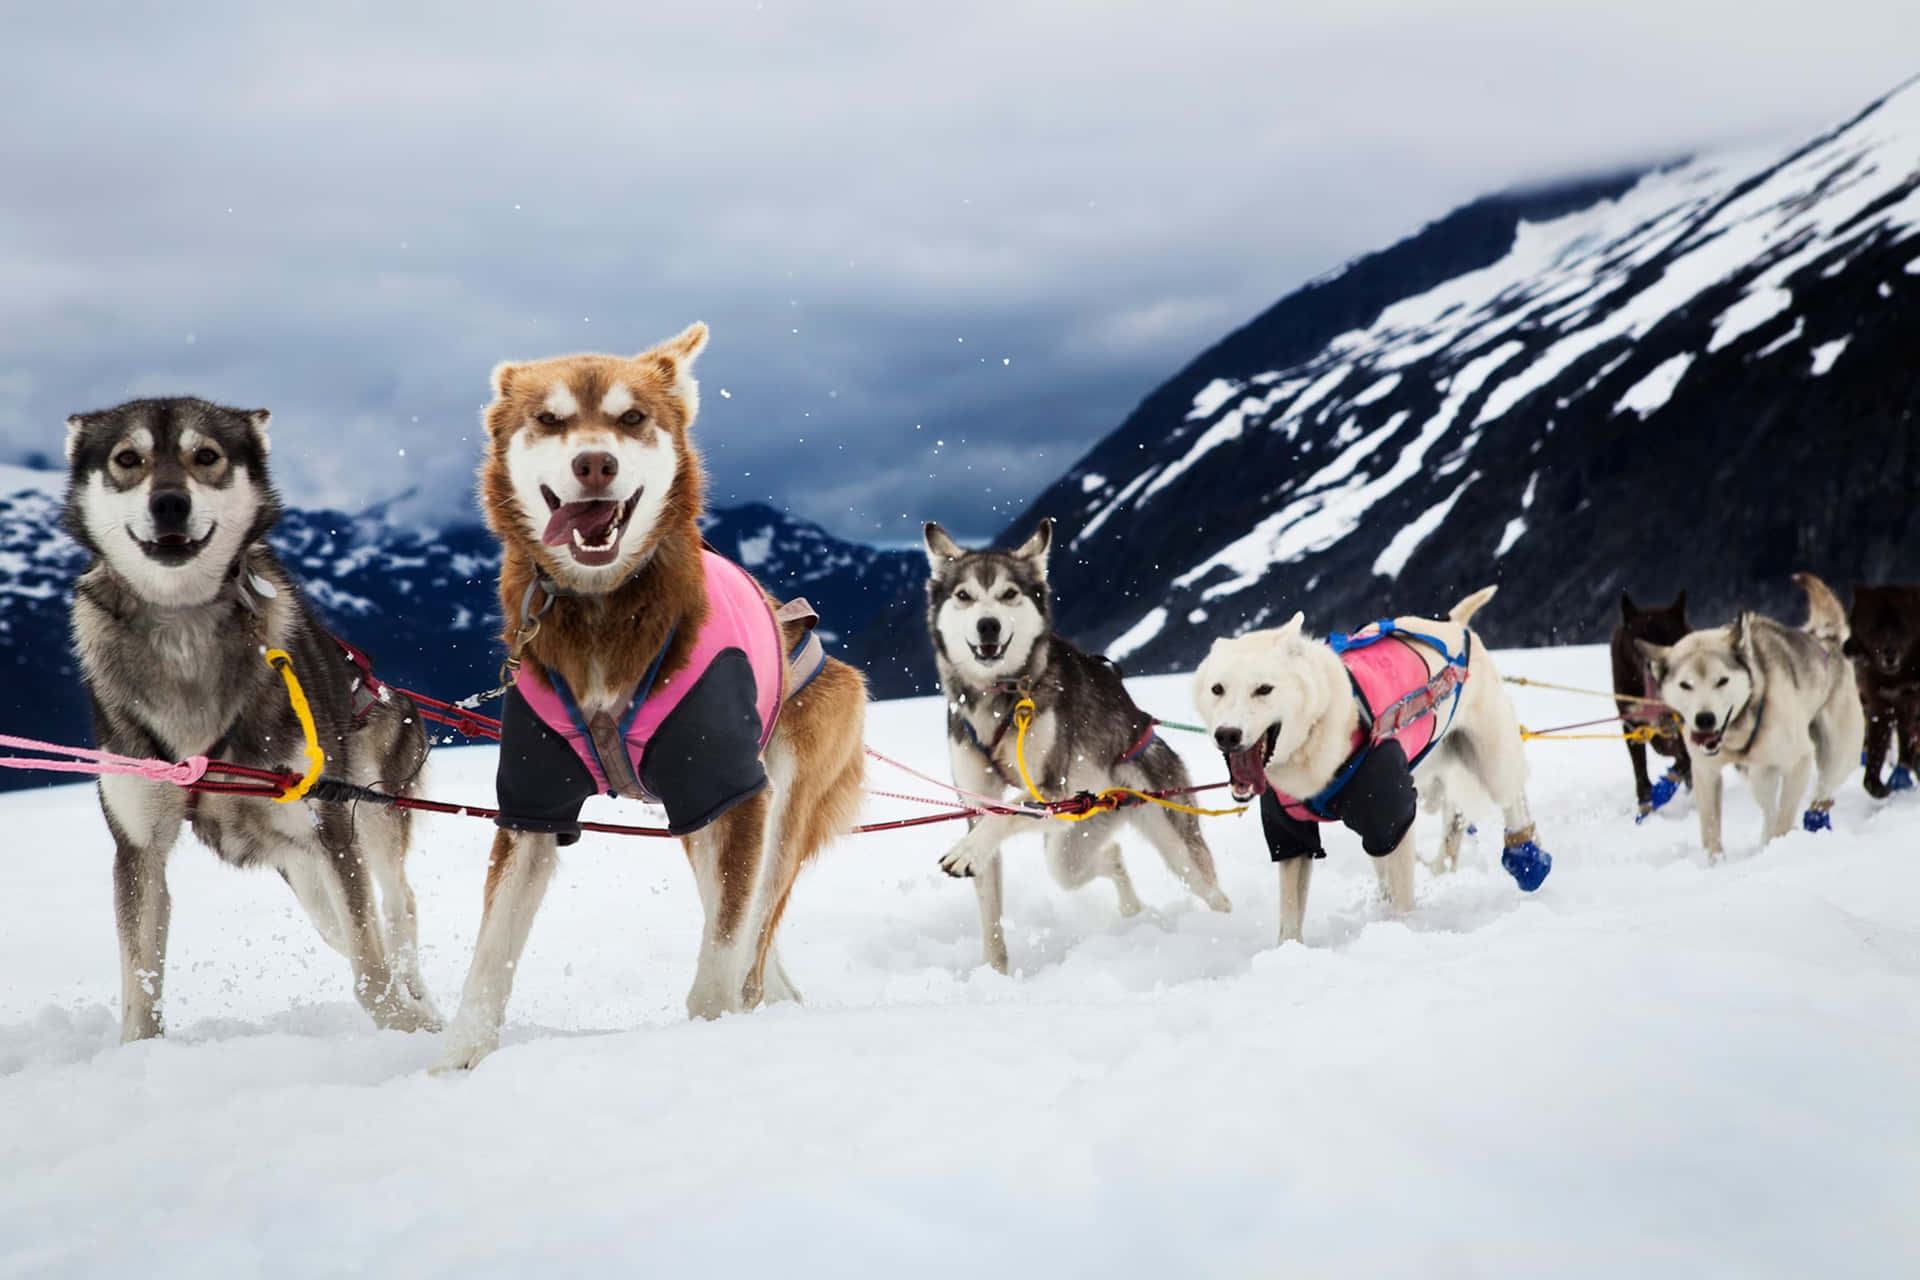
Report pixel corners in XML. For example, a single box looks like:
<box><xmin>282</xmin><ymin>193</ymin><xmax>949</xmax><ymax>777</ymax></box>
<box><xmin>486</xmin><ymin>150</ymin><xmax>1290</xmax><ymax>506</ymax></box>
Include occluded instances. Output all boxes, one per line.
<box><xmin>1139</xmin><ymin>405</ymin><xmax>1251</xmax><ymax>503</ymax></box>
<box><xmin>1708</xmin><ymin>286</ymin><xmax>1792</xmax><ymax>353</ymax></box>
<box><xmin>1078</xmin><ymin>472</ymin><xmax>1106</xmax><ymax>494</ymax></box>
<box><xmin>3</xmin><ymin>649</ymin><xmax>1915</xmax><ymax>1277</ymax></box>
<box><xmin>1495</xmin><ymin>472</ymin><xmax>1538</xmax><ymax>558</ymax></box>
<box><xmin>1072</xmin><ymin>464</ymin><xmax>1160</xmax><ymax>548</ymax></box>
<box><xmin>1372</xmin><ymin>474</ymin><xmax>1476</xmax><ymax>579</ymax></box>
<box><xmin>1809</xmin><ymin>337</ymin><xmax>1852</xmax><ymax>376</ymax></box>
<box><xmin>1175</xmin><ymin>342</ymin><xmax>1520</xmax><ymax>601</ymax></box>
<box><xmin>1103</xmin><ymin>607</ymin><xmax>1167</xmax><ymax>663</ymax></box>
<box><xmin>1268</xmin><ymin>363</ymin><xmax>1351</xmax><ymax>437</ymax></box>
<box><xmin>737</xmin><ymin>525</ymin><xmax>775</xmax><ymax>568</ymax></box>
<box><xmin>0</xmin><ymin>464</ymin><xmax>65</xmax><ymax>498</ymax></box>
<box><xmin>1613</xmin><ymin>353</ymin><xmax>1696</xmax><ymax>418</ymax></box>
<box><xmin>1347</xmin><ymin>371</ymin><xmax>1401</xmax><ymax>406</ymax></box>
<box><xmin>1184</xmin><ymin>377</ymin><xmax>1242</xmax><ymax>421</ymax></box>
<box><xmin>1494</xmin><ymin>516</ymin><xmax>1526</xmax><ymax>558</ymax></box>
<box><xmin>1753</xmin><ymin>316</ymin><xmax>1805</xmax><ymax>360</ymax></box>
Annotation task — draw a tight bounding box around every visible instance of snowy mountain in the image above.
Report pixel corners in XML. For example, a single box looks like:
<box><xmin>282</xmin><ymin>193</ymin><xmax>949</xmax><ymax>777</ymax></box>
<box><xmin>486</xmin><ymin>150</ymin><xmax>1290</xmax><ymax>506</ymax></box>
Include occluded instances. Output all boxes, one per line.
<box><xmin>972</xmin><ymin>79</ymin><xmax>1920</xmax><ymax>679</ymax></box>
<box><xmin>0</xmin><ymin>474</ymin><xmax>917</xmax><ymax>791</ymax></box>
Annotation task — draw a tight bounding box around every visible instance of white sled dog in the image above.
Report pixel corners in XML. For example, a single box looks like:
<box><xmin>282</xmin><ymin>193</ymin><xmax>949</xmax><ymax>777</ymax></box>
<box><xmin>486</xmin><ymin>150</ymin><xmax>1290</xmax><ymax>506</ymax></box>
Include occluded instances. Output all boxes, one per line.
<box><xmin>1637</xmin><ymin>573</ymin><xmax>1864</xmax><ymax>860</ymax></box>
<box><xmin>1192</xmin><ymin>587</ymin><xmax>1551</xmax><ymax>944</ymax></box>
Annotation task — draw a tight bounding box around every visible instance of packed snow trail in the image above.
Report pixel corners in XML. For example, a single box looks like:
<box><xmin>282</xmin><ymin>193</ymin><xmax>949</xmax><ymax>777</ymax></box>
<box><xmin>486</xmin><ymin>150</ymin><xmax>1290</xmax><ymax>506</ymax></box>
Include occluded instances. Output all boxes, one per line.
<box><xmin>1</xmin><ymin>648</ymin><xmax>1915</xmax><ymax>1277</ymax></box>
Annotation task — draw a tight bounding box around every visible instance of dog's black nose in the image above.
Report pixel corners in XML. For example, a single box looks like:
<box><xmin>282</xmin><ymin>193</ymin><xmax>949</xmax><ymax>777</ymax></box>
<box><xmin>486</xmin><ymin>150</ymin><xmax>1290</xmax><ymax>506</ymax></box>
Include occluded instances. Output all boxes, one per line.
<box><xmin>571</xmin><ymin>451</ymin><xmax>619</xmax><ymax>494</ymax></box>
<box><xmin>1694</xmin><ymin>711</ymin><xmax>1717</xmax><ymax>731</ymax></box>
<box><xmin>1214</xmin><ymin>726</ymin><xmax>1243</xmax><ymax>752</ymax></box>
<box><xmin>976</xmin><ymin>616</ymin><xmax>1002</xmax><ymax>642</ymax></box>
<box><xmin>148</xmin><ymin>489</ymin><xmax>190</xmax><ymax>530</ymax></box>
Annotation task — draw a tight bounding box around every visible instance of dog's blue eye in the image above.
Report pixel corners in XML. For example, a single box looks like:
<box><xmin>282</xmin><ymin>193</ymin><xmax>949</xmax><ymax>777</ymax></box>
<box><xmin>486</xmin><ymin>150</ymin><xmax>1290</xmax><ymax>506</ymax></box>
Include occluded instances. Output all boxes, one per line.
<box><xmin>1254</xmin><ymin>684</ymin><xmax>1273</xmax><ymax>697</ymax></box>
<box><xmin>536</xmin><ymin>411</ymin><xmax>564</xmax><ymax>427</ymax></box>
<box><xmin>619</xmin><ymin>409</ymin><xmax>646</xmax><ymax>426</ymax></box>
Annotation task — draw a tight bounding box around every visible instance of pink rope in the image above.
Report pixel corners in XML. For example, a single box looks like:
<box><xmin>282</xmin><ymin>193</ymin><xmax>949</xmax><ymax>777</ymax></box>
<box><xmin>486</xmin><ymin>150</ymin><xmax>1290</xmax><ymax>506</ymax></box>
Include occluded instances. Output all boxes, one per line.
<box><xmin>0</xmin><ymin>733</ymin><xmax>210</xmax><ymax>787</ymax></box>
<box><xmin>862</xmin><ymin>746</ymin><xmax>1047</xmax><ymax>816</ymax></box>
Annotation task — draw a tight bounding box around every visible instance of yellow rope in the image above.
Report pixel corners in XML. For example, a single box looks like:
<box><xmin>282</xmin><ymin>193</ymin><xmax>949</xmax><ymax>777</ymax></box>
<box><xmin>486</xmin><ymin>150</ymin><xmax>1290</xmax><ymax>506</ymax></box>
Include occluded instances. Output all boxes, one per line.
<box><xmin>1520</xmin><ymin>723</ymin><xmax>1666</xmax><ymax>744</ymax></box>
<box><xmin>265</xmin><ymin>649</ymin><xmax>325</xmax><ymax>803</ymax></box>
<box><xmin>1502</xmin><ymin>674</ymin><xmax>1669</xmax><ymax>707</ymax></box>
<box><xmin>1011</xmin><ymin>697</ymin><xmax>1246</xmax><ymax>821</ymax></box>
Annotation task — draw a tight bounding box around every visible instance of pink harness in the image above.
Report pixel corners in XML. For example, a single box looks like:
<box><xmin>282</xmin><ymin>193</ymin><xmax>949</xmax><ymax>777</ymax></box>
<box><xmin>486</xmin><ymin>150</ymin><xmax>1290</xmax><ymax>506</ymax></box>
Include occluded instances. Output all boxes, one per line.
<box><xmin>1273</xmin><ymin>625</ymin><xmax>1468</xmax><ymax>823</ymax></box>
<box><xmin>515</xmin><ymin>551</ymin><xmax>786</xmax><ymax>799</ymax></box>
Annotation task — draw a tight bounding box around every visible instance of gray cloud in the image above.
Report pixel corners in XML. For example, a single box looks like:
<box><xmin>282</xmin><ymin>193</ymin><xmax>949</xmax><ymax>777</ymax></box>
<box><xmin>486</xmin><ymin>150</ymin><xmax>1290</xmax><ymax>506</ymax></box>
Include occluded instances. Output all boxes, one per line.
<box><xmin>4</xmin><ymin>1</ymin><xmax>1915</xmax><ymax>540</ymax></box>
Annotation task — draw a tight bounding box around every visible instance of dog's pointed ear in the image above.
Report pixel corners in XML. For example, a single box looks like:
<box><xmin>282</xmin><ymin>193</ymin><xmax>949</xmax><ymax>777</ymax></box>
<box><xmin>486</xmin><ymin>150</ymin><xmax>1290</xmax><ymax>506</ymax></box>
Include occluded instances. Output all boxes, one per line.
<box><xmin>491</xmin><ymin>363</ymin><xmax>519</xmax><ymax>400</ymax></box>
<box><xmin>1729</xmin><ymin>610</ymin><xmax>1754</xmax><ymax>655</ymax></box>
<box><xmin>1619</xmin><ymin>589</ymin><xmax>1637</xmax><ymax>622</ymax></box>
<box><xmin>642</xmin><ymin>323</ymin><xmax>710</xmax><ymax>419</ymax></box>
<box><xmin>246</xmin><ymin>409</ymin><xmax>272</xmax><ymax>456</ymax></box>
<box><xmin>1013</xmin><ymin>518</ymin><xmax>1052</xmax><ymax>569</ymax></box>
<box><xmin>1277</xmin><ymin>610</ymin><xmax>1306</xmax><ymax>640</ymax></box>
<box><xmin>1843</xmin><ymin>634</ymin><xmax>1863</xmax><ymax>657</ymax></box>
<box><xmin>650</xmin><ymin>321</ymin><xmax>710</xmax><ymax>368</ymax></box>
<box><xmin>64</xmin><ymin>414</ymin><xmax>87</xmax><ymax>462</ymax></box>
<box><xmin>923</xmin><ymin>521</ymin><xmax>963</xmax><ymax>569</ymax></box>
<box><xmin>1635</xmin><ymin>639</ymin><xmax>1670</xmax><ymax>683</ymax></box>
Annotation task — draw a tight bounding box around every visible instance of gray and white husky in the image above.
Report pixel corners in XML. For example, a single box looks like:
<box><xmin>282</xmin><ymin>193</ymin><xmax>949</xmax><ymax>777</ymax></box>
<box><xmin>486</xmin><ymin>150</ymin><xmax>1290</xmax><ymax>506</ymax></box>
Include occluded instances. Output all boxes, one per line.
<box><xmin>924</xmin><ymin>519</ymin><xmax>1231</xmax><ymax>973</ymax></box>
<box><xmin>64</xmin><ymin>398</ymin><xmax>440</xmax><ymax>1040</ymax></box>
<box><xmin>1637</xmin><ymin>573</ymin><xmax>1864</xmax><ymax>861</ymax></box>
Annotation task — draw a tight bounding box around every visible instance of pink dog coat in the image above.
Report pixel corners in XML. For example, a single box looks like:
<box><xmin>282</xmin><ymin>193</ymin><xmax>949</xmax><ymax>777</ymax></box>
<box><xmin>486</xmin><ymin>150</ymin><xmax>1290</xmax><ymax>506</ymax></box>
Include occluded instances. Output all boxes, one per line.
<box><xmin>495</xmin><ymin>550</ymin><xmax>818</xmax><ymax>840</ymax></box>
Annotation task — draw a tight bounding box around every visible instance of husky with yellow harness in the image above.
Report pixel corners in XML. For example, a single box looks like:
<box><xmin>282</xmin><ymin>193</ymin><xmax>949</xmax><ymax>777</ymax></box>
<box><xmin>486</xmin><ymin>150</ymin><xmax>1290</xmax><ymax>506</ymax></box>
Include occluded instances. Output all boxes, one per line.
<box><xmin>925</xmin><ymin>519</ymin><xmax>1231</xmax><ymax>974</ymax></box>
<box><xmin>64</xmin><ymin>397</ymin><xmax>440</xmax><ymax>1041</ymax></box>
<box><xmin>1192</xmin><ymin>586</ymin><xmax>1551</xmax><ymax>945</ymax></box>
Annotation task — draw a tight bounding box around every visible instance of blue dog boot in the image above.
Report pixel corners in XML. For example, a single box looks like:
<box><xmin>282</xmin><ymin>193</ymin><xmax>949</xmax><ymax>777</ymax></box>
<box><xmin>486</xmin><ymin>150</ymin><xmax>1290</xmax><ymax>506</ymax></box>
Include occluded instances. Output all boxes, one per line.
<box><xmin>1501</xmin><ymin>826</ymin><xmax>1552</xmax><ymax>892</ymax></box>
<box><xmin>1801</xmin><ymin>804</ymin><xmax>1833</xmax><ymax>833</ymax></box>
<box><xmin>1637</xmin><ymin>770</ymin><xmax>1681</xmax><ymax>823</ymax></box>
<box><xmin>1890</xmin><ymin>766</ymin><xmax>1915</xmax><ymax>793</ymax></box>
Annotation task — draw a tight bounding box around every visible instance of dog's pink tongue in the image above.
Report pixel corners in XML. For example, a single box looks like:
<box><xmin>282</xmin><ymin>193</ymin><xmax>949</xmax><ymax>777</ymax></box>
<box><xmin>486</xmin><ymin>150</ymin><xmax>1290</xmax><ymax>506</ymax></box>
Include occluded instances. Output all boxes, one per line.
<box><xmin>542</xmin><ymin>500</ymin><xmax>620</xmax><ymax>547</ymax></box>
<box><xmin>1226</xmin><ymin>749</ymin><xmax>1270</xmax><ymax>797</ymax></box>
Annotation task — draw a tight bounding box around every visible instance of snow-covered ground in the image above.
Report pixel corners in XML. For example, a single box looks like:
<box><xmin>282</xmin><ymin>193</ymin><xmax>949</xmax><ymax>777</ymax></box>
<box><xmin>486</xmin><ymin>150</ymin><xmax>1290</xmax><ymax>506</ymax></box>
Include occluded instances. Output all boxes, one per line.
<box><xmin>2</xmin><ymin>647</ymin><xmax>1916</xmax><ymax>1277</ymax></box>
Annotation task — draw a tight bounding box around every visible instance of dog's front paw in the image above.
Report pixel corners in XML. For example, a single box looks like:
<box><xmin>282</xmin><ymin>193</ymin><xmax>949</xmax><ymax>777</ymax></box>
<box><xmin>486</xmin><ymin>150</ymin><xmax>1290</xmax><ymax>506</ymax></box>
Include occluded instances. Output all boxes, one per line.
<box><xmin>1890</xmin><ymin>765</ymin><xmax>1915</xmax><ymax>793</ymax></box>
<box><xmin>1864</xmin><ymin>773</ymin><xmax>1892</xmax><ymax>800</ymax></box>
<box><xmin>939</xmin><ymin>842</ymin><xmax>984</xmax><ymax>878</ymax></box>
<box><xmin>430</xmin><ymin>1032</ymin><xmax>498</xmax><ymax>1075</ymax></box>
<box><xmin>1801</xmin><ymin>805</ymin><xmax>1833</xmax><ymax>833</ymax></box>
<box><xmin>429</xmin><ymin>1006</ymin><xmax>503</xmax><ymax>1073</ymax></box>
<box><xmin>370</xmin><ymin>990</ymin><xmax>442</xmax><ymax>1035</ymax></box>
<box><xmin>1500</xmin><ymin>839</ymin><xmax>1552</xmax><ymax>892</ymax></box>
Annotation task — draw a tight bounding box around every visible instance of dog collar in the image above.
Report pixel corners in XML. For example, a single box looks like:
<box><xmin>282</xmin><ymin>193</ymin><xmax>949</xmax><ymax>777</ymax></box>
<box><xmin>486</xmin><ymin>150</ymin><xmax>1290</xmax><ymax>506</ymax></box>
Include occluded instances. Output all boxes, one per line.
<box><xmin>1729</xmin><ymin>695</ymin><xmax>1766</xmax><ymax>755</ymax></box>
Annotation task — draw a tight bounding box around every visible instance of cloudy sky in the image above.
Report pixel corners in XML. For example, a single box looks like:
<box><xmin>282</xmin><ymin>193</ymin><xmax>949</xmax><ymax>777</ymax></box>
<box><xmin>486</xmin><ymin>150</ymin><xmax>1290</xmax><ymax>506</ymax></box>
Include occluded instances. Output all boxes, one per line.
<box><xmin>4</xmin><ymin>2</ymin><xmax>1915</xmax><ymax>542</ymax></box>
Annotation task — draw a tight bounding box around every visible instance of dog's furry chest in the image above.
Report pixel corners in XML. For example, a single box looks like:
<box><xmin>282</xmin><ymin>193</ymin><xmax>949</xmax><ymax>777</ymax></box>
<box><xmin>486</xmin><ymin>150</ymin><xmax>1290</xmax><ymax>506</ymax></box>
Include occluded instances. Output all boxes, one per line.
<box><xmin>944</xmin><ymin>684</ymin><xmax>1068</xmax><ymax>794</ymax></box>
<box><xmin>75</xmin><ymin>577</ymin><xmax>266</xmax><ymax>757</ymax></box>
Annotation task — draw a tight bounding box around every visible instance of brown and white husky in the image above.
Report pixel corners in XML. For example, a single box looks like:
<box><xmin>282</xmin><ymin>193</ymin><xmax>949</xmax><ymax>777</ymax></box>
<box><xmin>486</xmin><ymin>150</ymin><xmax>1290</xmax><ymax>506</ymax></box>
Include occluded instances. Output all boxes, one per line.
<box><xmin>436</xmin><ymin>323</ymin><xmax>867</xmax><ymax>1072</ymax></box>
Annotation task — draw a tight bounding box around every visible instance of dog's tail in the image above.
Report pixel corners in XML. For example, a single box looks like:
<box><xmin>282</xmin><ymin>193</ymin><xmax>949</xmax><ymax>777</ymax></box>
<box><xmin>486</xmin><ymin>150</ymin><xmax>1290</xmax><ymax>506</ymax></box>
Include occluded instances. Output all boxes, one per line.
<box><xmin>1448</xmin><ymin>584</ymin><xmax>1499</xmax><ymax>627</ymax></box>
<box><xmin>1793</xmin><ymin>572</ymin><xmax>1848</xmax><ymax>649</ymax></box>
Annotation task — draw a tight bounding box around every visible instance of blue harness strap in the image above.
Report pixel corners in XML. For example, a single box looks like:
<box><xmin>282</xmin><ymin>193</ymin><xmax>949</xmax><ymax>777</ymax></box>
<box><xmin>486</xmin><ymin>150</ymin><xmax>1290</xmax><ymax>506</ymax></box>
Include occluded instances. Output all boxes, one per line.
<box><xmin>786</xmin><ymin>632</ymin><xmax>827</xmax><ymax>698</ymax></box>
<box><xmin>545</xmin><ymin>624</ymin><xmax>677</xmax><ymax>799</ymax></box>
